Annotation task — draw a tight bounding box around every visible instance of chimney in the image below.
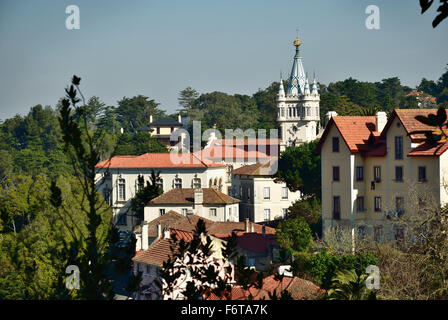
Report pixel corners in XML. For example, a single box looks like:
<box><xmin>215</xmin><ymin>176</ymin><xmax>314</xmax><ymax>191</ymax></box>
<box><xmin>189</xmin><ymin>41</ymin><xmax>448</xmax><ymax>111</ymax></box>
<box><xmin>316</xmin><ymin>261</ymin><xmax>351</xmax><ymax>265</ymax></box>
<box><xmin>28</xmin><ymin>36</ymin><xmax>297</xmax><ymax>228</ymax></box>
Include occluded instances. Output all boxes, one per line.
<box><xmin>194</xmin><ymin>188</ymin><xmax>203</xmax><ymax>206</ymax></box>
<box><xmin>376</xmin><ymin>111</ymin><xmax>387</xmax><ymax>133</ymax></box>
<box><xmin>178</xmin><ymin>114</ymin><xmax>182</xmax><ymax>124</ymax></box>
<box><xmin>325</xmin><ymin>111</ymin><xmax>338</xmax><ymax>126</ymax></box>
<box><xmin>163</xmin><ymin>226</ymin><xmax>170</xmax><ymax>239</ymax></box>
<box><xmin>150</xmin><ymin>115</ymin><xmax>153</xmax><ymax>123</ymax></box>
<box><xmin>245</xmin><ymin>218</ymin><xmax>249</xmax><ymax>233</ymax></box>
<box><xmin>157</xmin><ymin>221</ymin><xmax>162</xmax><ymax>239</ymax></box>
<box><xmin>250</xmin><ymin>222</ymin><xmax>254</xmax><ymax>233</ymax></box>
<box><xmin>142</xmin><ymin>221</ymin><xmax>149</xmax><ymax>250</ymax></box>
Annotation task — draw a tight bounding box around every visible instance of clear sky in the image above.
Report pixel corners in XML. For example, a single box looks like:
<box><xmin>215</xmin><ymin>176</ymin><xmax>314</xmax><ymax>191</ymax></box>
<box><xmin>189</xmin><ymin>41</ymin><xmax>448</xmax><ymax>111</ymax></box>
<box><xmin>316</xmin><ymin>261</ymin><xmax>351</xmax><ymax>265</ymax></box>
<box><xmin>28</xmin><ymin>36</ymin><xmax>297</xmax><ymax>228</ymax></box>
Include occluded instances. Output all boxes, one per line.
<box><xmin>0</xmin><ymin>0</ymin><xmax>447</xmax><ymax>120</ymax></box>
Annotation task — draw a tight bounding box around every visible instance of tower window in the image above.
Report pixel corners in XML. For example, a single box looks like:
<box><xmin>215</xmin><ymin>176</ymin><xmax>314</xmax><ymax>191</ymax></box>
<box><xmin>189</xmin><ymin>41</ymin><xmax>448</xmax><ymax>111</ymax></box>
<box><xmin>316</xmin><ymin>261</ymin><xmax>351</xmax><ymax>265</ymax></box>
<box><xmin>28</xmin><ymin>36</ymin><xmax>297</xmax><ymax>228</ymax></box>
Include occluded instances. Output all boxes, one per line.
<box><xmin>332</xmin><ymin>137</ymin><xmax>339</xmax><ymax>152</ymax></box>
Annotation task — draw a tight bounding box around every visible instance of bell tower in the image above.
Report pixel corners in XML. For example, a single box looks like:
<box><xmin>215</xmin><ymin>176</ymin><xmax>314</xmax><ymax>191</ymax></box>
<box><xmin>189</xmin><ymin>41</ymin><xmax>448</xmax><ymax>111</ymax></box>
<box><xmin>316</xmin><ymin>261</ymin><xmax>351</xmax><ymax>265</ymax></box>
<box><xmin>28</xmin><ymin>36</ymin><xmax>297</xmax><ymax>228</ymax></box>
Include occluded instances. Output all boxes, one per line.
<box><xmin>277</xmin><ymin>37</ymin><xmax>320</xmax><ymax>152</ymax></box>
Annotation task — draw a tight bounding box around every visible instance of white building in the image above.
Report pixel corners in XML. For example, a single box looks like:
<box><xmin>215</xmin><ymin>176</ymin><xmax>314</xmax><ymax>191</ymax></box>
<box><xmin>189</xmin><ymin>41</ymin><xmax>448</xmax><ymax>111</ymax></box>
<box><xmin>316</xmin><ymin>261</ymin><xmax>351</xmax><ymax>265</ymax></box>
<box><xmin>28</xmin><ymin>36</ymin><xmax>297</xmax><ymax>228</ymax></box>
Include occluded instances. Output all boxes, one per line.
<box><xmin>231</xmin><ymin>161</ymin><xmax>302</xmax><ymax>222</ymax></box>
<box><xmin>277</xmin><ymin>37</ymin><xmax>320</xmax><ymax>151</ymax></box>
<box><xmin>144</xmin><ymin>188</ymin><xmax>240</xmax><ymax>223</ymax></box>
<box><xmin>95</xmin><ymin>152</ymin><xmax>227</xmax><ymax>230</ymax></box>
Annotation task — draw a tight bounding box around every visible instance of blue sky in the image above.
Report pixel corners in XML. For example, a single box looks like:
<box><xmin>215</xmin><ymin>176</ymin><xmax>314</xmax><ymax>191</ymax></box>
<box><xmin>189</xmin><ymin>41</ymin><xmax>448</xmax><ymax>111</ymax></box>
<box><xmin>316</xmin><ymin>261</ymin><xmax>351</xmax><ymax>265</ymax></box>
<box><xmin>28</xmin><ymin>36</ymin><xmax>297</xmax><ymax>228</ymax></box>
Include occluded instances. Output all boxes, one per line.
<box><xmin>0</xmin><ymin>0</ymin><xmax>447</xmax><ymax>120</ymax></box>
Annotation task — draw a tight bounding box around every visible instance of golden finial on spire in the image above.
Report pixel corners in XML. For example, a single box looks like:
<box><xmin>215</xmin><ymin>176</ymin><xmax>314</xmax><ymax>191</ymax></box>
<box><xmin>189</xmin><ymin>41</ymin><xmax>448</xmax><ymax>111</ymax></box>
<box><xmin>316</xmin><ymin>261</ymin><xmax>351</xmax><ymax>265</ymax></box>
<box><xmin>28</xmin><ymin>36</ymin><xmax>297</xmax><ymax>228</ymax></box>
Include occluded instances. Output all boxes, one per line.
<box><xmin>293</xmin><ymin>29</ymin><xmax>301</xmax><ymax>47</ymax></box>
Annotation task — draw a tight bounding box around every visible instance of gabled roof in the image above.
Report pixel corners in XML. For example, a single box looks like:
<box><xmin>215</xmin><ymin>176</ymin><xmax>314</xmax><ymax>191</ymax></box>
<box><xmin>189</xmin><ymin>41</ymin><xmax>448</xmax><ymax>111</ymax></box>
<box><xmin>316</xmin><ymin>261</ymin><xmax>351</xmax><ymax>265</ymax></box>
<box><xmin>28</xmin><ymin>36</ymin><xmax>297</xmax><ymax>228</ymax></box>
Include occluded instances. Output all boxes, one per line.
<box><xmin>315</xmin><ymin>116</ymin><xmax>377</xmax><ymax>154</ymax></box>
<box><xmin>380</xmin><ymin>109</ymin><xmax>438</xmax><ymax>142</ymax></box>
<box><xmin>207</xmin><ymin>221</ymin><xmax>276</xmax><ymax>237</ymax></box>
<box><xmin>230</xmin><ymin>160</ymin><xmax>277</xmax><ymax>176</ymax></box>
<box><xmin>205</xmin><ymin>275</ymin><xmax>323</xmax><ymax>300</ymax></box>
<box><xmin>133</xmin><ymin>238</ymin><xmax>178</xmax><ymax>267</ymax></box>
<box><xmin>133</xmin><ymin>210</ymin><xmax>186</xmax><ymax>234</ymax></box>
<box><xmin>147</xmin><ymin>188</ymin><xmax>240</xmax><ymax>205</ymax></box>
<box><xmin>95</xmin><ymin>153</ymin><xmax>225</xmax><ymax>169</ymax></box>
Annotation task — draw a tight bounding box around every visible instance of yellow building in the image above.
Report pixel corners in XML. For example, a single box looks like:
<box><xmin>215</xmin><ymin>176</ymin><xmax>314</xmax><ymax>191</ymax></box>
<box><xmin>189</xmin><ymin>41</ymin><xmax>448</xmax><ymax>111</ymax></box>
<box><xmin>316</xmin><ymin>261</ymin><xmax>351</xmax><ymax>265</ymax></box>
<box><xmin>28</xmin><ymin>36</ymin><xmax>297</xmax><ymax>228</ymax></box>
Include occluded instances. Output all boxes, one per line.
<box><xmin>316</xmin><ymin>109</ymin><xmax>448</xmax><ymax>242</ymax></box>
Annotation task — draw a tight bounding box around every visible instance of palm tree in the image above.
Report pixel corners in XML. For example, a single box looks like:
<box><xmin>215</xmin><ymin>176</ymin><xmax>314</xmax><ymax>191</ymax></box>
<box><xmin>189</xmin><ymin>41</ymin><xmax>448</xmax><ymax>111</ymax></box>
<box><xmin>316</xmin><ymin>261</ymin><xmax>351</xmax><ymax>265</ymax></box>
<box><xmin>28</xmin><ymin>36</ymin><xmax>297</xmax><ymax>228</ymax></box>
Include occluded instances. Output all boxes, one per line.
<box><xmin>326</xmin><ymin>269</ymin><xmax>376</xmax><ymax>300</ymax></box>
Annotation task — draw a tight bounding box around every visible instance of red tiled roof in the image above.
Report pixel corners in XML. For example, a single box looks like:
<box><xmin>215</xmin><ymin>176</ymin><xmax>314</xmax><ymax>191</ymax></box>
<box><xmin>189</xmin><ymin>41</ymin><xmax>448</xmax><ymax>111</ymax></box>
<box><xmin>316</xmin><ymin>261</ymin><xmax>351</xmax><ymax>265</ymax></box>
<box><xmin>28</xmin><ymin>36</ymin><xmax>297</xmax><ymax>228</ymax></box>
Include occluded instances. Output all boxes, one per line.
<box><xmin>169</xmin><ymin>215</ymin><xmax>216</xmax><ymax>232</ymax></box>
<box><xmin>206</xmin><ymin>275</ymin><xmax>323</xmax><ymax>300</ymax></box>
<box><xmin>95</xmin><ymin>152</ymin><xmax>225</xmax><ymax>169</ymax></box>
<box><xmin>230</xmin><ymin>160</ymin><xmax>277</xmax><ymax>176</ymax></box>
<box><xmin>133</xmin><ymin>210</ymin><xmax>186</xmax><ymax>235</ymax></box>
<box><xmin>200</xmin><ymin>146</ymin><xmax>270</xmax><ymax>162</ymax></box>
<box><xmin>207</xmin><ymin>221</ymin><xmax>276</xmax><ymax>237</ymax></box>
<box><xmin>408</xmin><ymin>140</ymin><xmax>448</xmax><ymax>156</ymax></box>
<box><xmin>381</xmin><ymin>109</ymin><xmax>439</xmax><ymax>142</ymax></box>
<box><xmin>133</xmin><ymin>238</ymin><xmax>178</xmax><ymax>267</ymax></box>
<box><xmin>147</xmin><ymin>188</ymin><xmax>240</xmax><ymax>205</ymax></box>
<box><xmin>316</xmin><ymin>116</ymin><xmax>377</xmax><ymax>154</ymax></box>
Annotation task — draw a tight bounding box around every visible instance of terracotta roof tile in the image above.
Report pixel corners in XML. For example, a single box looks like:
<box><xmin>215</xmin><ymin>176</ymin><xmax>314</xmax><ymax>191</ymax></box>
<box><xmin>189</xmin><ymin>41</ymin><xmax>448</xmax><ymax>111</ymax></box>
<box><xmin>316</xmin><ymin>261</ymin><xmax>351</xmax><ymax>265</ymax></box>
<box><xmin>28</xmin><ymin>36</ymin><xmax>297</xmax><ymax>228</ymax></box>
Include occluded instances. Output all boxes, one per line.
<box><xmin>133</xmin><ymin>210</ymin><xmax>187</xmax><ymax>235</ymax></box>
<box><xmin>408</xmin><ymin>140</ymin><xmax>448</xmax><ymax>156</ymax></box>
<box><xmin>148</xmin><ymin>188</ymin><xmax>240</xmax><ymax>205</ymax></box>
<box><xmin>230</xmin><ymin>160</ymin><xmax>277</xmax><ymax>176</ymax></box>
<box><xmin>132</xmin><ymin>238</ymin><xmax>178</xmax><ymax>267</ymax></box>
<box><xmin>205</xmin><ymin>275</ymin><xmax>323</xmax><ymax>300</ymax></box>
<box><xmin>95</xmin><ymin>153</ymin><xmax>225</xmax><ymax>169</ymax></box>
<box><xmin>208</xmin><ymin>221</ymin><xmax>275</xmax><ymax>237</ymax></box>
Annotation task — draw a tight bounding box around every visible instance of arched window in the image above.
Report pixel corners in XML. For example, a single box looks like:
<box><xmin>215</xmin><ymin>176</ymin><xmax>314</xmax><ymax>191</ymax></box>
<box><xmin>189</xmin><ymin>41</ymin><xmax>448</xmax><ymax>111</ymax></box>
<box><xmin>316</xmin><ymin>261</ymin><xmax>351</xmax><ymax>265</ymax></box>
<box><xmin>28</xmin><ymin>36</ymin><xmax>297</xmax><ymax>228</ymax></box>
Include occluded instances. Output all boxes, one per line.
<box><xmin>155</xmin><ymin>178</ymin><xmax>163</xmax><ymax>191</ymax></box>
<box><xmin>218</xmin><ymin>178</ymin><xmax>223</xmax><ymax>191</ymax></box>
<box><xmin>209</xmin><ymin>178</ymin><xmax>213</xmax><ymax>187</ymax></box>
<box><xmin>213</xmin><ymin>177</ymin><xmax>218</xmax><ymax>188</ymax></box>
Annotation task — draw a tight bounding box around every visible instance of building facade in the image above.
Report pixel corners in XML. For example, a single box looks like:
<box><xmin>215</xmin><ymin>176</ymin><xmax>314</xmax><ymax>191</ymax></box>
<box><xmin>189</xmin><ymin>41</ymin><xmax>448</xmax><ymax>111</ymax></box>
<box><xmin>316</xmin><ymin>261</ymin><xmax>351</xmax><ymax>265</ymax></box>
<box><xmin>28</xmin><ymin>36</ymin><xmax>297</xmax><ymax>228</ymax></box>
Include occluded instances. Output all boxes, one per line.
<box><xmin>277</xmin><ymin>38</ymin><xmax>320</xmax><ymax>152</ymax></box>
<box><xmin>144</xmin><ymin>188</ymin><xmax>240</xmax><ymax>223</ymax></box>
<box><xmin>95</xmin><ymin>153</ymin><xmax>227</xmax><ymax>231</ymax></box>
<box><xmin>230</xmin><ymin>162</ymin><xmax>302</xmax><ymax>223</ymax></box>
<box><xmin>316</xmin><ymin>109</ymin><xmax>448</xmax><ymax>242</ymax></box>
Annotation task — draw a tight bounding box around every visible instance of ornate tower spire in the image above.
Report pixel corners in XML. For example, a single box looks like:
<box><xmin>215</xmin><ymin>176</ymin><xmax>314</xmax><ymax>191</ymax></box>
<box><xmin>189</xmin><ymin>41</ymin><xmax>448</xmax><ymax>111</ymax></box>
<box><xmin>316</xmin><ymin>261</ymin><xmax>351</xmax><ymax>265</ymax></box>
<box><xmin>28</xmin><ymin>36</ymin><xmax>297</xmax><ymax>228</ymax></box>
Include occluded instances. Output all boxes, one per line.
<box><xmin>304</xmin><ymin>76</ymin><xmax>310</xmax><ymax>95</ymax></box>
<box><xmin>286</xmin><ymin>37</ymin><xmax>306</xmax><ymax>96</ymax></box>
<box><xmin>278</xmin><ymin>71</ymin><xmax>285</xmax><ymax>98</ymax></box>
<box><xmin>311</xmin><ymin>76</ymin><xmax>319</xmax><ymax>95</ymax></box>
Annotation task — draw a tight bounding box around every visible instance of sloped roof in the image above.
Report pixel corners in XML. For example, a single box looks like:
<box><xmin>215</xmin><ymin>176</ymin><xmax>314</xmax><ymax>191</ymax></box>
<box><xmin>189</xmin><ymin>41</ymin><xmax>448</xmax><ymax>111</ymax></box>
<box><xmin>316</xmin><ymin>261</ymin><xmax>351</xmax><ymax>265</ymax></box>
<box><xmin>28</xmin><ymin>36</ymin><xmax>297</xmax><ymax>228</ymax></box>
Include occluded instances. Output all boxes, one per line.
<box><xmin>408</xmin><ymin>140</ymin><xmax>448</xmax><ymax>156</ymax></box>
<box><xmin>200</xmin><ymin>145</ymin><xmax>270</xmax><ymax>162</ymax></box>
<box><xmin>230</xmin><ymin>160</ymin><xmax>277</xmax><ymax>176</ymax></box>
<box><xmin>207</xmin><ymin>221</ymin><xmax>276</xmax><ymax>237</ymax></box>
<box><xmin>316</xmin><ymin>116</ymin><xmax>377</xmax><ymax>154</ymax></box>
<box><xmin>149</xmin><ymin>118</ymin><xmax>183</xmax><ymax>126</ymax></box>
<box><xmin>147</xmin><ymin>188</ymin><xmax>240</xmax><ymax>205</ymax></box>
<box><xmin>205</xmin><ymin>275</ymin><xmax>323</xmax><ymax>300</ymax></box>
<box><xmin>381</xmin><ymin>109</ymin><xmax>439</xmax><ymax>142</ymax></box>
<box><xmin>95</xmin><ymin>153</ymin><xmax>225</xmax><ymax>169</ymax></box>
<box><xmin>133</xmin><ymin>210</ymin><xmax>187</xmax><ymax>235</ymax></box>
<box><xmin>133</xmin><ymin>238</ymin><xmax>178</xmax><ymax>267</ymax></box>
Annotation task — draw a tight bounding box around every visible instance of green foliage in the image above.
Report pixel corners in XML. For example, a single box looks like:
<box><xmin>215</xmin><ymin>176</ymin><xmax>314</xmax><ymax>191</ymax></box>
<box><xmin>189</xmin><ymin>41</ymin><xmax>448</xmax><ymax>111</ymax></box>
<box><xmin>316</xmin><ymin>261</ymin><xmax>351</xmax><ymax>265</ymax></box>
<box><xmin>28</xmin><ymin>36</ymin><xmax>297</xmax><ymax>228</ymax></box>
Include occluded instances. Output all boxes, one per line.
<box><xmin>292</xmin><ymin>250</ymin><xmax>378</xmax><ymax>290</ymax></box>
<box><xmin>130</xmin><ymin>172</ymin><xmax>163</xmax><ymax>221</ymax></box>
<box><xmin>287</xmin><ymin>196</ymin><xmax>322</xmax><ymax>238</ymax></box>
<box><xmin>114</xmin><ymin>132</ymin><xmax>168</xmax><ymax>156</ymax></box>
<box><xmin>327</xmin><ymin>269</ymin><xmax>376</xmax><ymax>300</ymax></box>
<box><xmin>275</xmin><ymin>218</ymin><xmax>313</xmax><ymax>254</ymax></box>
<box><xmin>275</xmin><ymin>140</ymin><xmax>321</xmax><ymax>197</ymax></box>
<box><xmin>116</xmin><ymin>95</ymin><xmax>165</xmax><ymax>133</ymax></box>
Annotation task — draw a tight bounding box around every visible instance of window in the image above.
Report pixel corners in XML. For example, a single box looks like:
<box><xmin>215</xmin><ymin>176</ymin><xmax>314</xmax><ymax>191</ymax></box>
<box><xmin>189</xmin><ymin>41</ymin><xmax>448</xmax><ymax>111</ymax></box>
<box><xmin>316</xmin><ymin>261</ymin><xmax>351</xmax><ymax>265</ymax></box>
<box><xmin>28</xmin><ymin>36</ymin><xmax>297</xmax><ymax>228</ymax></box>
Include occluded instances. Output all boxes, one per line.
<box><xmin>264</xmin><ymin>209</ymin><xmax>271</xmax><ymax>221</ymax></box>
<box><xmin>395</xmin><ymin>136</ymin><xmax>403</xmax><ymax>160</ymax></box>
<box><xmin>374</xmin><ymin>166</ymin><xmax>381</xmax><ymax>182</ymax></box>
<box><xmin>247</xmin><ymin>187</ymin><xmax>251</xmax><ymax>200</ymax></box>
<box><xmin>395</xmin><ymin>166</ymin><xmax>403</xmax><ymax>182</ymax></box>
<box><xmin>356</xmin><ymin>196</ymin><xmax>365</xmax><ymax>212</ymax></box>
<box><xmin>281</xmin><ymin>187</ymin><xmax>288</xmax><ymax>199</ymax></box>
<box><xmin>192</xmin><ymin>177</ymin><xmax>201</xmax><ymax>188</ymax></box>
<box><xmin>156</xmin><ymin>127</ymin><xmax>160</xmax><ymax>134</ymax></box>
<box><xmin>117</xmin><ymin>179</ymin><xmax>126</xmax><ymax>201</ymax></box>
<box><xmin>374</xmin><ymin>196</ymin><xmax>382</xmax><ymax>212</ymax></box>
<box><xmin>333</xmin><ymin>196</ymin><xmax>341</xmax><ymax>220</ymax></box>
<box><xmin>173</xmin><ymin>178</ymin><xmax>182</xmax><ymax>189</ymax></box>
<box><xmin>228</xmin><ymin>207</ymin><xmax>232</xmax><ymax>221</ymax></box>
<box><xmin>332</xmin><ymin>166</ymin><xmax>340</xmax><ymax>182</ymax></box>
<box><xmin>263</xmin><ymin>187</ymin><xmax>270</xmax><ymax>199</ymax></box>
<box><xmin>396</xmin><ymin>197</ymin><xmax>404</xmax><ymax>214</ymax></box>
<box><xmin>356</xmin><ymin>166</ymin><xmax>364</xmax><ymax>181</ymax></box>
<box><xmin>155</xmin><ymin>178</ymin><xmax>163</xmax><ymax>190</ymax></box>
<box><xmin>159</xmin><ymin>209</ymin><xmax>165</xmax><ymax>216</ymax></box>
<box><xmin>357</xmin><ymin>226</ymin><xmax>366</xmax><ymax>238</ymax></box>
<box><xmin>182</xmin><ymin>208</ymin><xmax>188</xmax><ymax>215</ymax></box>
<box><xmin>209</xmin><ymin>208</ymin><xmax>217</xmax><ymax>217</ymax></box>
<box><xmin>418</xmin><ymin>166</ymin><xmax>427</xmax><ymax>182</ymax></box>
<box><xmin>332</xmin><ymin>137</ymin><xmax>339</xmax><ymax>152</ymax></box>
<box><xmin>103</xmin><ymin>188</ymin><xmax>111</xmax><ymax>205</ymax></box>
<box><xmin>374</xmin><ymin>226</ymin><xmax>383</xmax><ymax>243</ymax></box>
<box><xmin>394</xmin><ymin>226</ymin><xmax>405</xmax><ymax>242</ymax></box>
<box><xmin>282</xmin><ymin>208</ymin><xmax>288</xmax><ymax>218</ymax></box>
<box><xmin>171</xmin><ymin>127</ymin><xmax>174</xmax><ymax>132</ymax></box>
